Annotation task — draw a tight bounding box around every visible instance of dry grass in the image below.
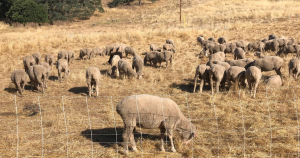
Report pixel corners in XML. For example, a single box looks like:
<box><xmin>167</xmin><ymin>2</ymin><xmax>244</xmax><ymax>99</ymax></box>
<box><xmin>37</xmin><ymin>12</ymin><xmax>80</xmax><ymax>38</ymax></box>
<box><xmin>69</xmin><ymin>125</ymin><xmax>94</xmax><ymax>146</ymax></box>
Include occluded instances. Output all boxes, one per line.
<box><xmin>1</xmin><ymin>0</ymin><xmax>300</xmax><ymax>157</ymax></box>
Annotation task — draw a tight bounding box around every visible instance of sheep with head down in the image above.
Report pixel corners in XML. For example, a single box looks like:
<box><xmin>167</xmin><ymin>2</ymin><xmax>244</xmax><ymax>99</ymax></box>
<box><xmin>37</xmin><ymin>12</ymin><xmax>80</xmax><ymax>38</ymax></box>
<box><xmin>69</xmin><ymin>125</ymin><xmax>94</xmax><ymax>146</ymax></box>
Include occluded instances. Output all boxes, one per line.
<box><xmin>222</xmin><ymin>43</ymin><xmax>237</xmax><ymax>54</ymax></box>
<box><xmin>193</xmin><ymin>64</ymin><xmax>210</xmax><ymax>93</ymax></box>
<box><xmin>11</xmin><ymin>70</ymin><xmax>28</xmax><ymax>95</ymax></box>
<box><xmin>218</xmin><ymin>37</ymin><xmax>226</xmax><ymax>44</ymax></box>
<box><xmin>23</xmin><ymin>55</ymin><xmax>36</xmax><ymax>74</ymax></box>
<box><xmin>166</xmin><ymin>39</ymin><xmax>175</xmax><ymax>48</ymax></box>
<box><xmin>32</xmin><ymin>52</ymin><xmax>41</xmax><ymax>65</ymax></box>
<box><xmin>116</xmin><ymin>94</ymin><xmax>197</xmax><ymax>154</ymax></box>
<box><xmin>228</xmin><ymin>58</ymin><xmax>254</xmax><ymax>68</ymax></box>
<box><xmin>104</xmin><ymin>43</ymin><xmax>119</xmax><ymax>56</ymax></box>
<box><xmin>144</xmin><ymin>51</ymin><xmax>159</xmax><ymax>66</ymax></box>
<box><xmin>234</xmin><ymin>48</ymin><xmax>246</xmax><ymax>60</ymax></box>
<box><xmin>226</xmin><ymin>66</ymin><xmax>246</xmax><ymax>90</ymax></box>
<box><xmin>110</xmin><ymin>55</ymin><xmax>121</xmax><ymax>78</ymax></box>
<box><xmin>289</xmin><ymin>58</ymin><xmax>300</xmax><ymax>80</ymax></box>
<box><xmin>68</xmin><ymin>50</ymin><xmax>75</xmax><ymax>64</ymax></box>
<box><xmin>154</xmin><ymin>51</ymin><xmax>173</xmax><ymax>68</ymax></box>
<box><xmin>58</xmin><ymin>51</ymin><xmax>69</xmax><ymax>61</ymax></box>
<box><xmin>209</xmin><ymin>64</ymin><xmax>227</xmax><ymax>93</ymax></box>
<box><xmin>124</xmin><ymin>46</ymin><xmax>137</xmax><ymax>58</ymax></box>
<box><xmin>132</xmin><ymin>55</ymin><xmax>144</xmax><ymax>79</ymax></box>
<box><xmin>118</xmin><ymin>59</ymin><xmax>137</xmax><ymax>79</ymax></box>
<box><xmin>150</xmin><ymin>44</ymin><xmax>162</xmax><ymax>52</ymax></box>
<box><xmin>245</xmin><ymin>66</ymin><xmax>262</xmax><ymax>99</ymax></box>
<box><xmin>56</xmin><ymin>59</ymin><xmax>70</xmax><ymax>83</ymax></box>
<box><xmin>45</xmin><ymin>54</ymin><xmax>55</xmax><ymax>66</ymax></box>
<box><xmin>197</xmin><ymin>36</ymin><xmax>206</xmax><ymax>46</ymax></box>
<box><xmin>86</xmin><ymin>66</ymin><xmax>101</xmax><ymax>97</ymax></box>
<box><xmin>163</xmin><ymin>43</ymin><xmax>176</xmax><ymax>54</ymax></box>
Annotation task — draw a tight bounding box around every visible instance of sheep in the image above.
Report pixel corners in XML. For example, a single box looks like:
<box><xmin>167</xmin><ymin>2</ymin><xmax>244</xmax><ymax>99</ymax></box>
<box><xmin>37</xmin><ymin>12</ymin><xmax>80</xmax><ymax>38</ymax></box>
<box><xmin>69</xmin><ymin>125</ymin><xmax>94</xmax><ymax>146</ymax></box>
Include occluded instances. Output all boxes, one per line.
<box><xmin>150</xmin><ymin>44</ymin><xmax>162</xmax><ymax>52</ymax></box>
<box><xmin>58</xmin><ymin>51</ymin><xmax>69</xmax><ymax>61</ymax></box>
<box><xmin>193</xmin><ymin>65</ymin><xmax>210</xmax><ymax>93</ymax></box>
<box><xmin>222</xmin><ymin>43</ymin><xmax>237</xmax><ymax>54</ymax></box>
<box><xmin>11</xmin><ymin>70</ymin><xmax>27</xmax><ymax>95</ymax></box>
<box><xmin>68</xmin><ymin>50</ymin><xmax>75</xmax><ymax>64</ymax></box>
<box><xmin>197</xmin><ymin>36</ymin><xmax>206</xmax><ymax>46</ymax></box>
<box><xmin>245</xmin><ymin>66</ymin><xmax>262</xmax><ymax>99</ymax></box>
<box><xmin>269</xmin><ymin>34</ymin><xmax>278</xmax><ymax>40</ymax></box>
<box><xmin>86</xmin><ymin>66</ymin><xmax>101</xmax><ymax>97</ymax></box>
<box><xmin>277</xmin><ymin>45</ymin><xmax>300</xmax><ymax>57</ymax></box>
<box><xmin>288</xmin><ymin>58</ymin><xmax>300</xmax><ymax>80</ymax></box>
<box><xmin>92</xmin><ymin>47</ymin><xmax>104</xmax><ymax>57</ymax></box>
<box><xmin>235</xmin><ymin>40</ymin><xmax>247</xmax><ymax>50</ymax></box>
<box><xmin>23</xmin><ymin>55</ymin><xmax>36</xmax><ymax>73</ymax></box>
<box><xmin>226</xmin><ymin>66</ymin><xmax>246</xmax><ymax>90</ymax></box>
<box><xmin>32</xmin><ymin>52</ymin><xmax>41</xmax><ymax>65</ymax></box>
<box><xmin>154</xmin><ymin>51</ymin><xmax>173</xmax><ymax>68</ymax></box>
<box><xmin>234</xmin><ymin>48</ymin><xmax>246</xmax><ymax>60</ymax></box>
<box><xmin>45</xmin><ymin>54</ymin><xmax>55</xmax><ymax>66</ymax></box>
<box><xmin>246</xmin><ymin>41</ymin><xmax>265</xmax><ymax>53</ymax></box>
<box><xmin>284</xmin><ymin>38</ymin><xmax>297</xmax><ymax>45</ymax></box>
<box><xmin>118</xmin><ymin>59</ymin><xmax>137</xmax><ymax>79</ymax></box>
<box><xmin>144</xmin><ymin>51</ymin><xmax>159</xmax><ymax>66</ymax></box>
<box><xmin>27</xmin><ymin>66</ymin><xmax>37</xmax><ymax>91</ymax></box>
<box><xmin>79</xmin><ymin>48</ymin><xmax>93</xmax><ymax>60</ymax></box>
<box><xmin>112</xmin><ymin>44</ymin><xmax>127</xmax><ymax>57</ymax></box>
<box><xmin>208</xmin><ymin>37</ymin><xmax>215</xmax><ymax>42</ymax></box>
<box><xmin>163</xmin><ymin>43</ymin><xmax>176</xmax><ymax>54</ymax></box>
<box><xmin>261</xmin><ymin>38</ymin><xmax>268</xmax><ymax>43</ymax></box>
<box><xmin>264</xmin><ymin>75</ymin><xmax>282</xmax><ymax>87</ymax></box>
<box><xmin>110</xmin><ymin>55</ymin><xmax>121</xmax><ymax>77</ymax></box>
<box><xmin>124</xmin><ymin>46</ymin><xmax>137</xmax><ymax>58</ymax></box>
<box><xmin>295</xmin><ymin>45</ymin><xmax>300</xmax><ymax>59</ymax></box>
<box><xmin>32</xmin><ymin>65</ymin><xmax>47</xmax><ymax>94</ymax></box>
<box><xmin>228</xmin><ymin>58</ymin><xmax>254</xmax><ymax>68</ymax></box>
<box><xmin>247</xmin><ymin>56</ymin><xmax>283</xmax><ymax>80</ymax></box>
<box><xmin>56</xmin><ymin>59</ymin><xmax>70</xmax><ymax>83</ymax></box>
<box><xmin>206</xmin><ymin>61</ymin><xmax>230</xmax><ymax>71</ymax></box>
<box><xmin>40</xmin><ymin>62</ymin><xmax>51</xmax><ymax>86</ymax></box>
<box><xmin>209</xmin><ymin>51</ymin><xmax>225</xmax><ymax>62</ymax></box>
<box><xmin>218</xmin><ymin>37</ymin><xmax>226</xmax><ymax>44</ymax></box>
<box><xmin>108</xmin><ymin>52</ymin><xmax>122</xmax><ymax>65</ymax></box>
<box><xmin>254</xmin><ymin>51</ymin><xmax>266</xmax><ymax>58</ymax></box>
<box><xmin>104</xmin><ymin>43</ymin><xmax>119</xmax><ymax>56</ymax></box>
<box><xmin>166</xmin><ymin>39</ymin><xmax>175</xmax><ymax>48</ymax></box>
<box><xmin>209</xmin><ymin>64</ymin><xmax>227</xmax><ymax>93</ymax></box>
<box><xmin>264</xmin><ymin>40</ymin><xmax>279</xmax><ymax>52</ymax></box>
<box><xmin>116</xmin><ymin>94</ymin><xmax>197</xmax><ymax>154</ymax></box>
<box><xmin>132</xmin><ymin>55</ymin><xmax>144</xmax><ymax>79</ymax></box>
<box><xmin>200</xmin><ymin>42</ymin><xmax>222</xmax><ymax>57</ymax></box>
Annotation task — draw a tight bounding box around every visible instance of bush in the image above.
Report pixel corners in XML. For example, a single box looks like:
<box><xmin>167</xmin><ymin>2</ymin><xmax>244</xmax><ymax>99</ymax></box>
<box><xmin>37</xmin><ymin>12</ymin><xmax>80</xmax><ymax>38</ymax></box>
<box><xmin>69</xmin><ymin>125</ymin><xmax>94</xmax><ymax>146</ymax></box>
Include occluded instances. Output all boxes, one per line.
<box><xmin>5</xmin><ymin>0</ymin><xmax>49</xmax><ymax>23</ymax></box>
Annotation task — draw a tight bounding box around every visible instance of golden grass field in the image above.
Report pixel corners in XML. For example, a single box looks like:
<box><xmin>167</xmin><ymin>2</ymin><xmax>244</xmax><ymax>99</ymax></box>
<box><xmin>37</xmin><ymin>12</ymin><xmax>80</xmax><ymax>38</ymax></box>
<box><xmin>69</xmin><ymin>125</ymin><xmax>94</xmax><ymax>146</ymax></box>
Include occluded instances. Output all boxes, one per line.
<box><xmin>2</xmin><ymin>0</ymin><xmax>300</xmax><ymax>157</ymax></box>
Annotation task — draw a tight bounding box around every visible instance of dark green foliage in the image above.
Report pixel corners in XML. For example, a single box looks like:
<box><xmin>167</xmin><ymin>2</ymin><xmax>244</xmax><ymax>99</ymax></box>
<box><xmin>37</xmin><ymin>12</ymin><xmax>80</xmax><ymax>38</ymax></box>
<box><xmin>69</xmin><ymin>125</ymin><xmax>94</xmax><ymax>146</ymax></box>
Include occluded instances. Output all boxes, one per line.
<box><xmin>5</xmin><ymin>0</ymin><xmax>49</xmax><ymax>23</ymax></box>
<box><xmin>0</xmin><ymin>0</ymin><xmax>16</xmax><ymax>18</ymax></box>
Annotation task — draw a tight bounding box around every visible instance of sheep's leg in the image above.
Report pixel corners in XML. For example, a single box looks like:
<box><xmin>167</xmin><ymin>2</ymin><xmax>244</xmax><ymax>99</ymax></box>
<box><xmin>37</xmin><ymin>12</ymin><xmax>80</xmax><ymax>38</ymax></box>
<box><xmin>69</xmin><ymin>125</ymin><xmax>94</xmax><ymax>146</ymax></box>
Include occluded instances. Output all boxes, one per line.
<box><xmin>200</xmin><ymin>79</ymin><xmax>204</xmax><ymax>93</ymax></box>
<box><xmin>122</xmin><ymin>125</ymin><xmax>135</xmax><ymax>154</ymax></box>
<box><xmin>36</xmin><ymin>76</ymin><xmax>44</xmax><ymax>94</ymax></box>
<box><xmin>289</xmin><ymin>69</ymin><xmax>293</xmax><ymax>79</ymax></box>
<box><xmin>228</xmin><ymin>80</ymin><xmax>232</xmax><ymax>90</ymax></box>
<box><xmin>88</xmin><ymin>82</ymin><xmax>92</xmax><ymax>97</ymax></box>
<box><xmin>21</xmin><ymin>80</ymin><xmax>25</xmax><ymax>93</ymax></box>
<box><xmin>16</xmin><ymin>82</ymin><xmax>22</xmax><ymax>95</ymax></box>
<box><xmin>216</xmin><ymin>81</ymin><xmax>220</xmax><ymax>93</ymax></box>
<box><xmin>170</xmin><ymin>57</ymin><xmax>173</xmax><ymax>67</ymax></box>
<box><xmin>58</xmin><ymin>70</ymin><xmax>62</xmax><ymax>83</ymax></box>
<box><xmin>249</xmin><ymin>82</ymin><xmax>253</xmax><ymax>97</ymax></box>
<box><xmin>160</xmin><ymin>128</ymin><xmax>166</xmax><ymax>152</ymax></box>
<box><xmin>253</xmin><ymin>81</ymin><xmax>259</xmax><ymax>99</ymax></box>
<box><xmin>296</xmin><ymin>71</ymin><xmax>300</xmax><ymax>80</ymax></box>
<box><xmin>165</xmin><ymin>61</ymin><xmax>168</xmax><ymax>69</ymax></box>
<box><xmin>95</xmin><ymin>82</ymin><xmax>99</xmax><ymax>97</ymax></box>
<box><xmin>193</xmin><ymin>75</ymin><xmax>198</xmax><ymax>93</ymax></box>
<box><xmin>275</xmin><ymin>67</ymin><xmax>283</xmax><ymax>80</ymax></box>
<box><xmin>168</xmin><ymin>134</ymin><xmax>176</xmax><ymax>152</ymax></box>
<box><xmin>210</xmin><ymin>76</ymin><xmax>214</xmax><ymax>94</ymax></box>
<box><xmin>130</xmin><ymin>133</ymin><xmax>137</xmax><ymax>151</ymax></box>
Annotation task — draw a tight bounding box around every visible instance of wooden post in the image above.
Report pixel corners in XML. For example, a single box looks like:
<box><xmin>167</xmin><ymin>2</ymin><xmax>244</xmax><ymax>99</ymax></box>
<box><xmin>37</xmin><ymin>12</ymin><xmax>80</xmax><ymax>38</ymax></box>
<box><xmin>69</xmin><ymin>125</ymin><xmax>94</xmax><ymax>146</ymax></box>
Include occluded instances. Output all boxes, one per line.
<box><xmin>180</xmin><ymin>0</ymin><xmax>182</xmax><ymax>23</ymax></box>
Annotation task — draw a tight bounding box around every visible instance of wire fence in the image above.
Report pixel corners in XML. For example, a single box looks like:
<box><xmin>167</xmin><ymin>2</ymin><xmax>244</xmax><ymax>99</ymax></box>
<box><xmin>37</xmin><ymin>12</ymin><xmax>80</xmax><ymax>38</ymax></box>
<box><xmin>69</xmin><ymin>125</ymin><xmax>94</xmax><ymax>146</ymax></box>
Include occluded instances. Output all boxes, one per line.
<box><xmin>0</xmin><ymin>85</ymin><xmax>300</xmax><ymax>157</ymax></box>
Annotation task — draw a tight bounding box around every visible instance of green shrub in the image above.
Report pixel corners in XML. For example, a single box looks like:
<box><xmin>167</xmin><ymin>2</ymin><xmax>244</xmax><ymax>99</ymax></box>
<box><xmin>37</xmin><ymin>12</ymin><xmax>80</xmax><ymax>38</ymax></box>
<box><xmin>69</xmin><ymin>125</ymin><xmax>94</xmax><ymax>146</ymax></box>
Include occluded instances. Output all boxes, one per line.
<box><xmin>6</xmin><ymin>0</ymin><xmax>49</xmax><ymax>23</ymax></box>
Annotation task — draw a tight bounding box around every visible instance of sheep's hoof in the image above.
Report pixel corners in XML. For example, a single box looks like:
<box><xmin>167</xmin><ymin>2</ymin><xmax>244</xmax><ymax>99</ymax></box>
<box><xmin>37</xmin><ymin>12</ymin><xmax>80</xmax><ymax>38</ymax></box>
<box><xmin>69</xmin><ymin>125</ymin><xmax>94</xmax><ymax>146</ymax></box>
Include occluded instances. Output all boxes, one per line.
<box><xmin>171</xmin><ymin>148</ymin><xmax>176</xmax><ymax>152</ymax></box>
<box><xmin>160</xmin><ymin>148</ymin><xmax>165</xmax><ymax>152</ymax></box>
<box><xmin>132</xmin><ymin>147</ymin><xmax>138</xmax><ymax>151</ymax></box>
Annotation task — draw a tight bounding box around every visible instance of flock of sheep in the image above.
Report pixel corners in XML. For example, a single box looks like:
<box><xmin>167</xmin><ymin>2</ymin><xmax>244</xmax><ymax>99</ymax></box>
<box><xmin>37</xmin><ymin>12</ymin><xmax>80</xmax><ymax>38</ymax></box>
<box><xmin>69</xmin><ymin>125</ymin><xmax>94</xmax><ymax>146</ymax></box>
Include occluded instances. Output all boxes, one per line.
<box><xmin>194</xmin><ymin>34</ymin><xmax>300</xmax><ymax>98</ymax></box>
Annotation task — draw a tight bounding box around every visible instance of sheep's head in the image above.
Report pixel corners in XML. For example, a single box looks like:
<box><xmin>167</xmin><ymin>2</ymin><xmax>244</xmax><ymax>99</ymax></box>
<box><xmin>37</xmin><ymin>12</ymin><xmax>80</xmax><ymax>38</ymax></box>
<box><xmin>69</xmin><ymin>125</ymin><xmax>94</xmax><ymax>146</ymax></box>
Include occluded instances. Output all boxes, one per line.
<box><xmin>199</xmin><ymin>49</ymin><xmax>208</xmax><ymax>58</ymax></box>
<box><xmin>177</xmin><ymin>120</ymin><xmax>197</xmax><ymax>145</ymax></box>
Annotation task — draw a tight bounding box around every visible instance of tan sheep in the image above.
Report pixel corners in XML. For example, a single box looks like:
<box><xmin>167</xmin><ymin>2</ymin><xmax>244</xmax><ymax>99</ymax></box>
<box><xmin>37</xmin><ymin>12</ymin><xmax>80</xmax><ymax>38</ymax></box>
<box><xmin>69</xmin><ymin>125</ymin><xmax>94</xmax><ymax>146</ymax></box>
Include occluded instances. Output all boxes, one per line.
<box><xmin>32</xmin><ymin>52</ymin><xmax>41</xmax><ymax>65</ymax></box>
<box><xmin>23</xmin><ymin>55</ymin><xmax>36</xmax><ymax>74</ymax></box>
<box><xmin>207</xmin><ymin>61</ymin><xmax>230</xmax><ymax>71</ymax></box>
<box><xmin>116</xmin><ymin>94</ymin><xmax>196</xmax><ymax>154</ymax></box>
<box><xmin>104</xmin><ymin>43</ymin><xmax>119</xmax><ymax>55</ymax></box>
<box><xmin>58</xmin><ymin>51</ymin><xmax>69</xmax><ymax>61</ymax></box>
<box><xmin>193</xmin><ymin>65</ymin><xmax>210</xmax><ymax>93</ymax></box>
<box><xmin>110</xmin><ymin>55</ymin><xmax>121</xmax><ymax>77</ymax></box>
<box><xmin>68</xmin><ymin>50</ymin><xmax>75</xmax><ymax>64</ymax></box>
<box><xmin>234</xmin><ymin>48</ymin><xmax>246</xmax><ymax>60</ymax></box>
<box><xmin>226</xmin><ymin>66</ymin><xmax>246</xmax><ymax>90</ymax></box>
<box><xmin>79</xmin><ymin>48</ymin><xmax>93</xmax><ymax>60</ymax></box>
<box><xmin>11</xmin><ymin>70</ymin><xmax>28</xmax><ymax>95</ymax></box>
<box><xmin>163</xmin><ymin>43</ymin><xmax>176</xmax><ymax>54</ymax></box>
<box><xmin>118</xmin><ymin>59</ymin><xmax>137</xmax><ymax>79</ymax></box>
<box><xmin>45</xmin><ymin>54</ymin><xmax>55</xmax><ymax>66</ymax></box>
<box><xmin>264</xmin><ymin>75</ymin><xmax>282</xmax><ymax>87</ymax></box>
<box><xmin>209</xmin><ymin>51</ymin><xmax>225</xmax><ymax>62</ymax></box>
<box><xmin>32</xmin><ymin>65</ymin><xmax>47</xmax><ymax>94</ymax></box>
<box><xmin>166</xmin><ymin>39</ymin><xmax>175</xmax><ymax>48</ymax></box>
<box><xmin>124</xmin><ymin>46</ymin><xmax>137</xmax><ymax>58</ymax></box>
<box><xmin>150</xmin><ymin>44</ymin><xmax>162</xmax><ymax>52</ymax></box>
<box><xmin>209</xmin><ymin>64</ymin><xmax>227</xmax><ymax>93</ymax></box>
<box><xmin>56</xmin><ymin>59</ymin><xmax>70</xmax><ymax>83</ymax></box>
<box><xmin>86</xmin><ymin>67</ymin><xmax>101</xmax><ymax>97</ymax></box>
<box><xmin>289</xmin><ymin>58</ymin><xmax>300</xmax><ymax>80</ymax></box>
<box><xmin>154</xmin><ymin>51</ymin><xmax>173</xmax><ymax>68</ymax></box>
<box><xmin>132</xmin><ymin>55</ymin><xmax>144</xmax><ymax>79</ymax></box>
<box><xmin>40</xmin><ymin>62</ymin><xmax>52</xmax><ymax>86</ymax></box>
<box><xmin>228</xmin><ymin>58</ymin><xmax>254</xmax><ymax>68</ymax></box>
<box><xmin>245</xmin><ymin>66</ymin><xmax>262</xmax><ymax>99</ymax></box>
<box><xmin>144</xmin><ymin>51</ymin><xmax>159</xmax><ymax>66</ymax></box>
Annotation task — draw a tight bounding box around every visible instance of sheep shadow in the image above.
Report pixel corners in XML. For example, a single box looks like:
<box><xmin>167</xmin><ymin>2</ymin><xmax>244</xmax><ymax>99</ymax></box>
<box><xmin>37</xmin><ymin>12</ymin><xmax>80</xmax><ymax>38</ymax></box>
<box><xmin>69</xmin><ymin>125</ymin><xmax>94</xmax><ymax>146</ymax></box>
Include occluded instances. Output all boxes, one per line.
<box><xmin>81</xmin><ymin>128</ymin><xmax>162</xmax><ymax>148</ymax></box>
<box><xmin>170</xmin><ymin>82</ymin><xmax>211</xmax><ymax>93</ymax></box>
<box><xmin>100</xmin><ymin>69</ymin><xmax>110</xmax><ymax>75</ymax></box>
<box><xmin>68</xmin><ymin>87</ymin><xmax>88</xmax><ymax>95</ymax></box>
<box><xmin>49</xmin><ymin>76</ymin><xmax>58</xmax><ymax>81</ymax></box>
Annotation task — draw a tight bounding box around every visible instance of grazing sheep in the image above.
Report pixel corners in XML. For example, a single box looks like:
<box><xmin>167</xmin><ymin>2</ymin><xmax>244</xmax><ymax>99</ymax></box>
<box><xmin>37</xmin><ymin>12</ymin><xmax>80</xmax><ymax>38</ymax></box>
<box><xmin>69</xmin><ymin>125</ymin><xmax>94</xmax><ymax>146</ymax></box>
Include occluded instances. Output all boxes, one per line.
<box><xmin>124</xmin><ymin>46</ymin><xmax>137</xmax><ymax>58</ymax></box>
<box><xmin>79</xmin><ymin>48</ymin><xmax>93</xmax><ymax>60</ymax></box>
<box><xmin>226</xmin><ymin>66</ymin><xmax>246</xmax><ymax>89</ymax></box>
<box><xmin>40</xmin><ymin>62</ymin><xmax>51</xmax><ymax>86</ymax></box>
<box><xmin>92</xmin><ymin>47</ymin><xmax>104</xmax><ymax>57</ymax></box>
<box><xmin>247</xmin><ymin>56</ymin><xmax>283</xmax><ymax>79</ymax></box>
<box><xmin>150</xmin><ymin>44</ymin><xmax>162</xmax><ymax>52</ymax></box>
<box><xmin>264</xmin><ymin>75</ymin><xmax>282</xmax><ymax>87</ymax></box>
<box><xmin>154</xmin><ymin>51</ymin><xmax>173</xmax><ymax>68</ymax></box>
<box><xmin>208</xmin><ymin>37</ymin><xmax>215</xmax><ymax>42</ymax></box>
<box><xmin>56</xmin><ymin>59</ymin><xmax>70</xmax><ymax>83</ymax></box>
<box><xmin>45</xmin><ymin>54</ymin><xmax>55</xmax><ymax>66</ymax></box>
<box><xmin>166</xmin><ymin>39</ymin><xmax>175</xmax><ymax>48</ymax></box>
<box><xmin>200</xmin><ymin>42</ymin><xmax>222</xmax><ymax>57</ymax></box>
<box><xmin>294</xmin><ymin>45</ymin><xmax>300</xmax><ymax>58</ymax></box>
<box><xmin>246</xmin><ymin>41</ymin><xmax>265</xmax><ymax>53</ymax></box>
<box><xmin>193</xmin><ymin>65</ymin><xmax>210</xmax><ymax>93</ymax></box>
<box><xmin>118</xmin><ymin>59</ymin><xmax>137</xmax><ymax>79</ymax></box>
<box><xmin>132</xmin><ymin>55</ymin><xmax>144</xmax><ymax>79</ymax></box>
<box><xmin>234</xmin><ymin>48</ymin><xmax>246</xmax><ymax>60</ymax></box>
<box><xmin>235</xmin><ymin>40</ymin><xmax>247</xmax><ymax>50</ymax></box>
<box><xmin>275</xmin><ymin>38</ymin><xmax>286</xmax><ymax>49</ymax></box>
<box><xmin>222</xmin><ymin>43</ymin><xmax>237</xmax><ymax>54</ymax></box>
<box><xmin>197</xmin><ymin>36</ymin><xmax>206</xmax><ymax>46</ymax></box>
<box><xmin>277</xmin><ymin>45</ymin><xmax>299</xmax><ymax>57</ymax></box>
<box><xmin>32</xmin><ymin>65</ymin><xmax>47</xmax><ymax>94</ymax></box>
<box><xmin>23</xmin><ymin>55</ymin><xmax>36</xmax><ymax>73</ymax></box>
<box><xmin>108</xmin><ymin>52</ymin><xmax>122</xmax><ymax>65</ymax></box>
<box><xmin>228</xmin><ymin>58</ymin><xmax>254</xmax><ymax>68</ymax></box>
<box><xmin>209</xmin><ymin>64</ymin><xmax>227</xmax><ymax>93</ymax></box>
<box><xmin>116</xmin><ymin>94</ymin><xmax>197</xmax><ymax>154</ymax></box>
<box><xmin>68</xmin><ymin>50</ymin><xmax>75</xmax><ymax>64</ymax></box>
<box><xmin>112</xmin><ymin>44</ymin><xmax>127</xmax><ymax>57</ymax></box>
<box><xmin>58</xmin><ymin>51</ymin><xmax>69</xmax><ymax>61</ymax></box>
<box><xmin>218</xmin><ymin>37</ymin><xmax>226</xmax><ymax>44</ymax></box>
<box><xmin>104</xmin><ymin>43</ymin><xmax>119</xmax><ymax>56</ymax></box>
<box><xmin>209</xmin><ymin>51</ymin><xmax>225</xmax><ymax>62</ymax></box>
<box><xmin>27</xmin><ymin>66</ymin><xmax>37</xmax><ymax>91</ymax></box>
<box><xmin>32</xmin><ymin>52</ymin><xmax>41</xmax><ymax>65</ymax></box>
<box><xmin>144</xmin><ymin>51</ymin><xmax>159</xmax><ymax>66</ymax></box>
<box><xmin>11</xmin><ymin>70</ymin><xmax>27</xmax><ymax>95</ymax></box>
<box><xmin>289</xmin><ymin>58</ymin><xmax>300</xmax><ymax>80</ymax></box>
<box><xmin>254</xmin><ymin>51</ymin><xmax>266</xmax><ymax>58</ymax></box>
<box><xmin>207</xmin><ymin>61</ymin><xmax>230</xmax><ymax>71</ymax></box>
<box><xmin>245</xmin><ymin>66</ymin><xmax>262</xmax><ymax>99</ymax></box>
<box><xmin>269</xmin><ymin>34</ymin><xmax>278</xmax><ymax>40</ymax></box>
<box><xmin>262</xmin><ymin>38</ymin><xmax>268</xmax><ymax>43</ymax></box>
<box><xmin>86</xmin><ymin>67</ymin><xmax>101</xmax><ymax>97</ymax></box>
<box><xmin>265</xmin><ymin>40</ymin><xmax>279</xmax><ymax>52</ymax></box>
<box><xmin>110</xmin><ymin>55</ymin><xmax>121</xmax><ymax>77</ymax></box>
<box><xmin>163</xmin><ymin>43</ymin><xmax>176</xmax><ymax>53</ymax></box>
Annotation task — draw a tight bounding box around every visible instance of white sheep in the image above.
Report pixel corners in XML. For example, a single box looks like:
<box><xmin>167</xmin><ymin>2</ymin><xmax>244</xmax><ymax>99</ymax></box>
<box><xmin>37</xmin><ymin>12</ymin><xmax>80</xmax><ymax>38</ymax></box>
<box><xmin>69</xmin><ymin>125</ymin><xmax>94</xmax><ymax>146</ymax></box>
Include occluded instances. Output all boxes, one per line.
<box><xmin>56</xmin><ymin>59</ymin><xmax>70</xmax><ymax>83</ymax></box>
<box><xmin>86</xmin><ymin>67</ymin><xmax>101</xmax><ymax>97</ymax></box>
<box><xmin>245</xmin><ymin>66</ymin><xmax>262</xmax><ymax>99</ymax></box>
<box><xmin>132</xmin><ymin>55</ymin><xmax>144</xmax><ymax>79</ymax></box>
<box><xmin>32</xmin><ymin>52</ymin><xmax>41</xmax><ymax>65</ymax></box>
<box><xmin>209</xmin><ymin>64</ymin><xmax>227</xmax><ymax>93</ymax></box>
<box><xmin>23</xmin><ymin>55</ymin><xmax>36</xmax><ymax>74</ymax></box>
<box><xmin>289</xmin><ymin>58</ymin><xmax>300</xmax><ymax>80</ymax></box>
<box><xmin>45</xmin><ymin>54</ymin><xmax>55</xmax><ymax>66</ymax></box>
<box><xmin>118</xmin><ymin>59</ymin><xmax>137</xmax><ymax>79</ymax></box>
<box><xmin>11</xmin><ymin>70</ymin><xmax>28</xmax><ymax>95</ymax></box>
<box><xmin>193</xmin><ymin>65</ymin><xmax>210</xmax><ymax>93</ymax></box>
<box><xmin>110</xmin><ymin>55</ymin><xmax>121</xmax><ymax>77</ymax></box>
